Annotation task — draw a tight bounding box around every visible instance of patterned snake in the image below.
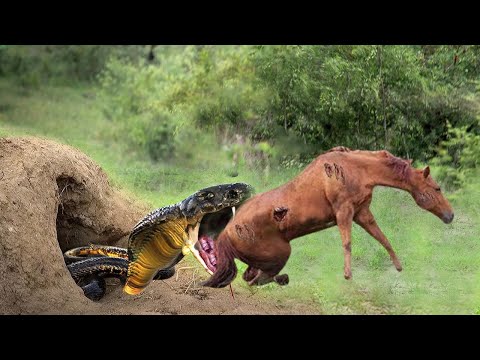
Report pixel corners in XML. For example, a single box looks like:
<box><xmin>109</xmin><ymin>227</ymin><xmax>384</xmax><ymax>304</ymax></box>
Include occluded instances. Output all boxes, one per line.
<box><xmin>65</xmin><ymin>183</ymin><xmax>253</xmax><ymax>301</ymax></box>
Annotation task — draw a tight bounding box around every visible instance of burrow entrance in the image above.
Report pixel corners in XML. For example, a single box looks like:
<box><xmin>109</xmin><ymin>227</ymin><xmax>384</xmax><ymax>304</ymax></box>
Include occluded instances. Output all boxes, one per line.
<box><xmin>56</xmin><ymin>175</ymin><xmax>120</xmax><ymax>253</ymax></box>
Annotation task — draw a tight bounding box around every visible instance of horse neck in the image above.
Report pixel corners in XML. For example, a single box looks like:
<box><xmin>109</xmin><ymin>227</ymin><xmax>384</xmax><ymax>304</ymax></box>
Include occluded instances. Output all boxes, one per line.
<box><xmin>367</xmin><ymin>159</ymin><xmax>413</xmax><ymax>193</ymax></box>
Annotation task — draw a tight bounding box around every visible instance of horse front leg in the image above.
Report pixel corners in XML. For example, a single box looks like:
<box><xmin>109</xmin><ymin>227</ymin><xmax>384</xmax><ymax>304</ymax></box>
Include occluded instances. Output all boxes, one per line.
<box><xmin>354</xmin><ymin>208</ymin><xmax>402</xmax><ymax>272</ymax></box>
<box><xmin>244</xmin><ymin>267</ymin><xmax>289</xmax><ymax>286</ymax></box>
<box><xmin>336</xmin><ymin>206</ymin><xmax>354</xmax><ymax>280</ymax></box>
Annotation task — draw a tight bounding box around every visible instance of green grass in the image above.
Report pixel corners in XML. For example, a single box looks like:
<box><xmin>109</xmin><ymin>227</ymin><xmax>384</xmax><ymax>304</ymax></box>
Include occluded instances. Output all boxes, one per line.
<box><xmin>247</xmin><ymin>187</ymin><xmax>480</xmax><ymax>314</ymax></box>
<box><xmin>1</xmin><ymin>78</ymin><xmax>479</xmax><ymax>314</ymax></box>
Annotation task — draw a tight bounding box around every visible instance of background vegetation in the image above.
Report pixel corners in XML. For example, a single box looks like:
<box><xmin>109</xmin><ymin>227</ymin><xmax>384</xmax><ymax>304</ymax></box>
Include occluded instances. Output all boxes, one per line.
<box><xmin>1</xmin><ymin>45</ymin><xmax>479</xmax><ymax>314</ymax></box>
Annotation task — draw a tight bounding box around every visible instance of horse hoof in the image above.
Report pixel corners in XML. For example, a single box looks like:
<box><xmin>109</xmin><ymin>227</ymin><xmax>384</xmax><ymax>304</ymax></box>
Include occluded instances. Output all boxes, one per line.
<box><xmin>274</xmin><ymin>274</ymin><xmax>289</xmax><ymax>286</ymax></box>
<box><xmin>393</xmin><ymin>260</ymin><xmax>403</xmax><ymax>272</ymax></box>
<box><xmin>344</xmin><ymin>273</ymin><xmax>352</xmax><ymax>280</ymax></box>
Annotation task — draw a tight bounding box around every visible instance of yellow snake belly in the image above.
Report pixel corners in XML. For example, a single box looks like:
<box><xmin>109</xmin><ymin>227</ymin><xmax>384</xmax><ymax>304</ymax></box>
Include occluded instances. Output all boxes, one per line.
<box><xmin>124</xmin><ymin>218</ymin><xmax>188</xmax><ymax>295</ymax></box>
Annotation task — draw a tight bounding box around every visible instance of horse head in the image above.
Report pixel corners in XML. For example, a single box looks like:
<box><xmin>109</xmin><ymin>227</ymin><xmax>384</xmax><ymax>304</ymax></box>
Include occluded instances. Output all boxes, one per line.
<box><xmin>409</xmin><ymin>166</ymin><xmax>454</xmax><ymax>224</ymax></box>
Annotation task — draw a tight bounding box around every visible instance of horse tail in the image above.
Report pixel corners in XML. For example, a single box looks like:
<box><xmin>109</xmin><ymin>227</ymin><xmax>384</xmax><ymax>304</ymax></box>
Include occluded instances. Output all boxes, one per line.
<box><xmin>202</xmin><ymin>232</ymin><xmax>237</xmax><ymax>288</ymax></box>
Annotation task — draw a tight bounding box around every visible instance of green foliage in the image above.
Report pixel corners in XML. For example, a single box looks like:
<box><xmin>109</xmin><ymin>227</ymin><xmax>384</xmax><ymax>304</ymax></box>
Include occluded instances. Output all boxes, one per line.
<box><xmin>279</xmin><ymin>154</ymin><xmax>315</xmax><ymax>170</ymax></box>
<box><xmin>94</xmin><ymin>44</ymin><xmax>480</xmax><ymax>176</ymax></box>
<box><xmin>421</xmin><ymin>45</ymin><xmax>480</xmax><ymax>90</ymax></box>
<box><xmin>145</xmin><ymin>121</ymin><xmax>176</xmax><ymax>162</ymax></box>
<box><xmin>0</xmin><ymin>45</ymin><xmax>147</xmax><ymax>85</ymax></box>
<box><xmin>98</xmin><ymin>56</ymin><xmax>183</xmax><ymax>162</ymax></box>
<box><xmin>253</xmin><ymin>45</ymin><xmax>477</xmax><ymax>161</ymax></box>
<box><xmin>98</xmin><ymin>46</ymin><xmax>270</xmax><ymax>163</ymax></box>
<box><xmin>172</xmin><ymin>46</ymin><xmax>268</xmax><ymax>132</ymax></box>
<box><xmin>431</xmin><ymin>123</ymin><xmax>480</xmax><ymax>190</ymax></box>
<box><xmin>3</xmin><ymin>45</ymin><xmax>480</xmax><ymax>179</ymax></box>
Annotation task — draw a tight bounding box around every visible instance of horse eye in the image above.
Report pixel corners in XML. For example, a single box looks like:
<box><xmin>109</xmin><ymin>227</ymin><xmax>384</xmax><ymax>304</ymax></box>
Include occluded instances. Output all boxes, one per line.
<box><xmin>435</xmin><ymin>187</ymin><xmax>441</xmax><ymax>192</ymax></box>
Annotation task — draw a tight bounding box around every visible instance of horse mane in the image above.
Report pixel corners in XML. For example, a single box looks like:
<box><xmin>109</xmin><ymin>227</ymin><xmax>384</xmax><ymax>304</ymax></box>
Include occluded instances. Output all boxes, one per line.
<box><xmin>324</xmin><ymin>147</ymin><xmax>412</xmax><ymax>181</ymax></box>
<box><xmin>384</xmin><ymin>152</ymin><xmax>412</xmax><ymax>181</ymax></box>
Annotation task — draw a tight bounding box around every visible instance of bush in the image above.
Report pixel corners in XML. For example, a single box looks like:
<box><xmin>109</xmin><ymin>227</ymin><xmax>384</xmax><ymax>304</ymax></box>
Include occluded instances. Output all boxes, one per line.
<box><xmin>431</xmin><ymin>123</ymin><xmax>480</xmax><ymax>190</ymax></box>
<box><xmin>96</xmin><ymin>45</ymin><xmax>479</xmax><ymax>171</ymax></box>
<box><xmin>98</xmin><ymin>46</ymin><xmax>272</xmax><ymax>162</ymax></box>
<box><xmin>253</xmin><ymin>45</ymin><xmax>478</xmax><ymax>161</ymax></box>
<box><xmin>0</xmin><ymin>45</ymin><xmax>149</xmax><ymax>85</ymax></box>
<box><xmin>144</xmin><ymin>118</ymin><xmax>177</xmax><ymax>162</ymax></box>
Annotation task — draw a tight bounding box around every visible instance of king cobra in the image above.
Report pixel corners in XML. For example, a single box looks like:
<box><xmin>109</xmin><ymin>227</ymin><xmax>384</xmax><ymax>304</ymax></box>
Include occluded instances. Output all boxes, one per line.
<box><xmin>65</xmin><ymin>183</ymin><xmax>253</xmax><ymax>300</ymax></box>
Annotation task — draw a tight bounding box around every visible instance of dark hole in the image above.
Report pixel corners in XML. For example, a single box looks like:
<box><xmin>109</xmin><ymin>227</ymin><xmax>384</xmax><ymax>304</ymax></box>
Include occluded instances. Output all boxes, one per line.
<box><xmin>56</xmin><ymin>176</ymin><xmax>97</xmax><ymax>253</ymax></box>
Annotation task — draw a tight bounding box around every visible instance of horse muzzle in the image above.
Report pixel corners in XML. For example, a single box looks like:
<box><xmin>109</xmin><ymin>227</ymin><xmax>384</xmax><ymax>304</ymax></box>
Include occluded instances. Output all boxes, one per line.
<box><xmin>441</xmin><ymin>211</ymin><xmax>454</xmax><ymax>224</ymax></box>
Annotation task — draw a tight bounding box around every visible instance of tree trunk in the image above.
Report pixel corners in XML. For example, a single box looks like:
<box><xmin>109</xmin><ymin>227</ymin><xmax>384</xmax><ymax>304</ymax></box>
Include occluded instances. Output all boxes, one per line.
<box><xmin>377</xmin><ymin>46</ymin><xmax>388</xmax><ymax>149</ymax></box>
<box><xmin>356</xmin><ymin>116</ymin><xmax>360</xmax><ymax>148</ymax></box>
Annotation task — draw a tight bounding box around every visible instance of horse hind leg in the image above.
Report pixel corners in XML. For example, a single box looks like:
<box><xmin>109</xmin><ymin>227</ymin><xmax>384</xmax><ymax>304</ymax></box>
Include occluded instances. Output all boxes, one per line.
<box><xmin>247</xmin><ymin>270</ymin><xmax>290</xmax><ymax>286</ymax></box>
<box><xmin>246</xmin><ymin>242</ymin><xmax>291</xmax><ymax>286</ymax></box>
<box><xmin>248</xmin><ymin>270</ymin><xmax>273</xmax><ymax>286</ymax></box>
<box><xmin>273</xmin><ymin>274</ymin><xmax>289</xmax><ymax>285</ymax></box>
<box><xmin>243</xmin><ymin>266</ymin><xmax>259</xmax><ymax>282</ymax></box>
<box><xmin>336</xmin><ymin>205</ymin><xmax>355</xmax><ymax>279</ymax></box>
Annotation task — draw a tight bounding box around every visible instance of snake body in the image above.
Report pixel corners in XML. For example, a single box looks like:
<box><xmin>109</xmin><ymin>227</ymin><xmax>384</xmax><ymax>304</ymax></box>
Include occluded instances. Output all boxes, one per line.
<box><xmin>65</xmin><ymin>183</ymin><xmax>253</xmax><ymax>301</ymax></box>
<box><xmin>68</xmin><ymin>256</ymin><xmax>128</xmax><ymax>281</ymax></box>
<box><xmin>64</xmin><ymin>245</ymin><xmax>128</xmax><ymax>264</ymax></box>
<box><xmin>124</xmin><ymin>205</ymin><xmax>187</xmax><ymax>295</ymax></box>
<box><xmin>67</xmin><ymin>255</ymin><xmax>177</xmax><ymax>300</ymax></box>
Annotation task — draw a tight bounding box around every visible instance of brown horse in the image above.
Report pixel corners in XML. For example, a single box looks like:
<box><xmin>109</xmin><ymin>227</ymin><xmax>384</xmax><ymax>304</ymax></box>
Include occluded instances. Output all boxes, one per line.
<box><xmin>202</xmin><ymin>147</ymin><xmax>454</xmax><ymax>288</ymax></box>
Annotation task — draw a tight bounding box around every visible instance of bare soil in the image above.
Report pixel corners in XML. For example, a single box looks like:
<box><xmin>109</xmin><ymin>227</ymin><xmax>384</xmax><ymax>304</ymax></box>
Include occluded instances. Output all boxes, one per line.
<box><xmin>0</xmin><ymin>137</ymin><xmax>319</xmax><ymax>315</ymax></box>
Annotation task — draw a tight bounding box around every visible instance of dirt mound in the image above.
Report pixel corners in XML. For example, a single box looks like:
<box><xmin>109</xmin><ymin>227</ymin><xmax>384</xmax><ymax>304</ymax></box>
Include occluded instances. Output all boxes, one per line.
<box><xmin>0</xmin><ymin>137</ymin><xmax>319</xmax><ymax>314</ymax></box>
<box><xmin>0</xmin><ymin>137</ymin><xmax>144</xmax><ymax>314</ymax></box>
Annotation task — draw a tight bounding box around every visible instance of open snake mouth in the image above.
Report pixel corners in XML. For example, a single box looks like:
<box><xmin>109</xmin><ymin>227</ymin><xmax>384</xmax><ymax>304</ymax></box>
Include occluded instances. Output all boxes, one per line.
<box><xmin>192</xmin><ymin>206</ymin><xmax>237</xmax><ymax>273</ymax></box>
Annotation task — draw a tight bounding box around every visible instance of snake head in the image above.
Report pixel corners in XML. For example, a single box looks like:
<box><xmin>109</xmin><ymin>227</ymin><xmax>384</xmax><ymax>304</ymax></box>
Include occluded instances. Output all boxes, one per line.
<box><xmin>180</xmin><ymin>183</ymin><xmax>253</xmax><ymax>274</ymax></box>
<box><xmin>180</xmin><ymin>183</ymin><xmax>254</xmax><ymax>221</ymax></box>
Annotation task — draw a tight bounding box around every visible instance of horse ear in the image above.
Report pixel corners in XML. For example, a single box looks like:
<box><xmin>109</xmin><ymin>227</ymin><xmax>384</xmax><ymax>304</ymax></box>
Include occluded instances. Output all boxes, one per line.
<box><xmin>423</xmin><ymin>166</ymin><xmax>430</xmax><ymax>178</ymax></box>
<box><xmin>408</xmin><ymin>159</ymin><xmax>413</xmax><ymax>165</ymax></box>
